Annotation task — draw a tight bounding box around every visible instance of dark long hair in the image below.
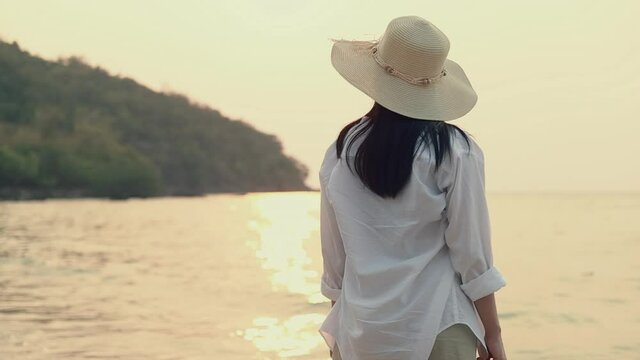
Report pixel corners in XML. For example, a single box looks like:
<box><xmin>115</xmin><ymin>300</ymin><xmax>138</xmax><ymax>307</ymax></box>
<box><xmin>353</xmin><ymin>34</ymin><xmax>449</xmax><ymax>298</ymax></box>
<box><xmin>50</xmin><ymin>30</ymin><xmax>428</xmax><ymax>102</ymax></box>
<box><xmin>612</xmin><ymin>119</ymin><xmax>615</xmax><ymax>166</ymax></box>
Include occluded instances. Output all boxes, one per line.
<box><xmin>336</xmin><ymin>102</ymin><xmax>472</xmax><ymax>199</ymax></box>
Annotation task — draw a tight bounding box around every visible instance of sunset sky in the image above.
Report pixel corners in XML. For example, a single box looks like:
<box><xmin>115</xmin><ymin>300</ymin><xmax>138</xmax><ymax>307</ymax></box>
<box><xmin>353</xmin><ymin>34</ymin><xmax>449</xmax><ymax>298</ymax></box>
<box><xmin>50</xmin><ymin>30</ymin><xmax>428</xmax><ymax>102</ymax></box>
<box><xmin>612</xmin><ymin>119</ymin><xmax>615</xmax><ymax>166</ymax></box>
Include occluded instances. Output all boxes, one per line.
<box><xmin>1</xmin><ymin>0</ymin><xmax>638</xmax><ymax>192</ymax></box>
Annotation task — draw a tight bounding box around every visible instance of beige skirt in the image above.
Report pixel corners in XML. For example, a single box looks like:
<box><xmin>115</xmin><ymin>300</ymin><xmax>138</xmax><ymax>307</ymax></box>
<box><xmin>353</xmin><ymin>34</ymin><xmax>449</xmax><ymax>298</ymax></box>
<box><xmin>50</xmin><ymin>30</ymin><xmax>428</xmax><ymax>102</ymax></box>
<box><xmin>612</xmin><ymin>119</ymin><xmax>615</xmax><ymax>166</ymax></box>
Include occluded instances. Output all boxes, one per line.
<box><xmin>331</xmin><ymin>323</ymin><xmax>477</xmax><ymax>360</ymax></box>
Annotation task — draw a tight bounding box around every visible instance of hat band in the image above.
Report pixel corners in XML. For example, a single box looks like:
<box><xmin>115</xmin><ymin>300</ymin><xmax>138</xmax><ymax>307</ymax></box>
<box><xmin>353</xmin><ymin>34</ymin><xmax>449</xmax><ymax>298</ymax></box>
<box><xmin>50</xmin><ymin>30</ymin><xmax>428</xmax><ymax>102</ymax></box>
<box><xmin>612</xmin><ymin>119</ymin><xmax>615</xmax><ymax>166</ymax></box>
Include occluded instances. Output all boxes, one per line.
<box><xmin>371</xmin><ymin>46</ymin><xmax>447</xmax><ymax>86</ymax></box>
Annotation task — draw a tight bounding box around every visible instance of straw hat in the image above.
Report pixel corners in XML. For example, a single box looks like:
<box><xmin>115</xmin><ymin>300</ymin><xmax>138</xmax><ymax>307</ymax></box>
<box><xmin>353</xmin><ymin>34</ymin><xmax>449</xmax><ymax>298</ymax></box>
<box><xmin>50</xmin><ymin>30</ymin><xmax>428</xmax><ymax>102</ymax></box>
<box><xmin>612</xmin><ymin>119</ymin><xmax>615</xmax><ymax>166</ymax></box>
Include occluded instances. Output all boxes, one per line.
<box><xmin>331</xmin><ymin>16</ymin><xmax>477</xmax><ymax>121</ymax></box>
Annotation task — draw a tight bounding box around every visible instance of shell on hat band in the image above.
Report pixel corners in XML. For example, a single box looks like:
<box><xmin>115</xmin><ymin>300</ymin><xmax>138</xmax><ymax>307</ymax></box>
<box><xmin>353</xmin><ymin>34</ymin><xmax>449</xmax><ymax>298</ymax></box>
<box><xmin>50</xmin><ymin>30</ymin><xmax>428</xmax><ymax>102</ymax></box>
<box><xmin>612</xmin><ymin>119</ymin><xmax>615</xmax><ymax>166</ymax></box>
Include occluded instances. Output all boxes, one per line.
<box><xmin>370</xmin><ymin>45</ymin><xmax>447</xmax><ymax>86</ymax></box>
<box><xmin>330</xmin><ymin>38</ymin><xmax>447</xmax><ymax>86</ymax></box>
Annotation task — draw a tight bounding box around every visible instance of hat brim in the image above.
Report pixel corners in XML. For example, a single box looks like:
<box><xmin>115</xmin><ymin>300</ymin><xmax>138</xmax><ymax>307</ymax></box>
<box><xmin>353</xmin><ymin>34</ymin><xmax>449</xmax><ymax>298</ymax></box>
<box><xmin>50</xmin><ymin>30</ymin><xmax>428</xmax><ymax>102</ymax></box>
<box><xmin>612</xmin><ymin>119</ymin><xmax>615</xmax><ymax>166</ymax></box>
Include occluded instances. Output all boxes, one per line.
<box><xmin>331</xmin><ymin>40</ymin><xmax>478</xmax><ymax>121</ymax></box>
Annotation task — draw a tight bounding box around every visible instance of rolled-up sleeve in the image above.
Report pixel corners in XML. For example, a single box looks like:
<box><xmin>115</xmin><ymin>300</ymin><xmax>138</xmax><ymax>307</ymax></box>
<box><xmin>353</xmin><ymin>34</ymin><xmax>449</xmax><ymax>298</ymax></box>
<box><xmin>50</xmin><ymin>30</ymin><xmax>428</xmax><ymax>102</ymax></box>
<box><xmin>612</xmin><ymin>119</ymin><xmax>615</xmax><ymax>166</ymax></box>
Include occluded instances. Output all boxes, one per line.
<box><xmin>441</xmin><ymin>145</ymin><xmax>506</xmax><ymax>302</ymax></box>
<box><xmin>319</xmin><ymin>183</ymin><xmax>346</xmax><ymax>302</ymax></box>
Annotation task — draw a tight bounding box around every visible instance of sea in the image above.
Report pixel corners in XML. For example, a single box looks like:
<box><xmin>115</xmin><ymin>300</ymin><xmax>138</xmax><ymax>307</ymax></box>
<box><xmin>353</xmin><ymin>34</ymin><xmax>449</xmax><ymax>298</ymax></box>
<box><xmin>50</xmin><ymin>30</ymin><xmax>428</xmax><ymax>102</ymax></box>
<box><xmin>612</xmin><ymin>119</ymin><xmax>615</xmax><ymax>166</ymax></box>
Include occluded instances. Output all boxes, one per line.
<box><xmin>1</xmin><ymin>192</ymin><xmax>639</xmax><ymax>359</ymax></box>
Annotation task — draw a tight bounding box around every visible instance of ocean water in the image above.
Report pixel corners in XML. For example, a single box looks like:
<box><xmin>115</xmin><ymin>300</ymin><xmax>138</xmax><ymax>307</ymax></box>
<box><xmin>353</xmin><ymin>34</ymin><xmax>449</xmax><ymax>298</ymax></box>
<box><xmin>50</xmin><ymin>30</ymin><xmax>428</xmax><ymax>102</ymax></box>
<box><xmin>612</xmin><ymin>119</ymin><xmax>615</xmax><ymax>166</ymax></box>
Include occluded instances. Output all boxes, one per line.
<box><xmin>0</xmin><ymin>192</ymin><xmax>638</xmax><ymax>359</ymax></box>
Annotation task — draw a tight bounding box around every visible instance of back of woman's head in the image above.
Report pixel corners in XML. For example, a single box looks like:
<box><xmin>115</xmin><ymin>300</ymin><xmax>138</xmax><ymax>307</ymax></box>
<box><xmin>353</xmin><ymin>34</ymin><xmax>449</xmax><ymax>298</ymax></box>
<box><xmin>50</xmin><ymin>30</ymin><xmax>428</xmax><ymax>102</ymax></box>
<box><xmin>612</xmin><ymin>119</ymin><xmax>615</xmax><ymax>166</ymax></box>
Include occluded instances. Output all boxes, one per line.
<box><xmin>336</xmin><ymin>102</ymin><xmax>471</xmax><ymax>199</ymax></box>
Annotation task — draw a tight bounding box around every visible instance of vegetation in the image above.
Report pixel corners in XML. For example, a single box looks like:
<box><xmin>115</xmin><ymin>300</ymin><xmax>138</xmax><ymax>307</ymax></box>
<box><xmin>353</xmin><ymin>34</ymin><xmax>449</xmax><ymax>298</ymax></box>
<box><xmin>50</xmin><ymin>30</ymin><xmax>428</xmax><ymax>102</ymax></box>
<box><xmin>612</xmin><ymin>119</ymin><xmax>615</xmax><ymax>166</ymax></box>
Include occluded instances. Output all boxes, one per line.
<box><xmin>0</xmin><ymin>40</ymin><xmax>309</xmax><ymax>199</ymax></box>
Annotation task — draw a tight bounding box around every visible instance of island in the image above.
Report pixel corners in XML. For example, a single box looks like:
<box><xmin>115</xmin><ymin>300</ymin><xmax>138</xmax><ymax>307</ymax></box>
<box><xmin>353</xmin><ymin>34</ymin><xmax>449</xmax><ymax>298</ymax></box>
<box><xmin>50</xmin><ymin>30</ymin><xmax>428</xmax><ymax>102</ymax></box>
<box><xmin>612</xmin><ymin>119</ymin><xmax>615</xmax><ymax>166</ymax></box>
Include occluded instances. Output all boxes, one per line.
<box><xmin>0</xmin><ymin>40</ymin><xmax>311</xmax><ymax>199</ymax></box>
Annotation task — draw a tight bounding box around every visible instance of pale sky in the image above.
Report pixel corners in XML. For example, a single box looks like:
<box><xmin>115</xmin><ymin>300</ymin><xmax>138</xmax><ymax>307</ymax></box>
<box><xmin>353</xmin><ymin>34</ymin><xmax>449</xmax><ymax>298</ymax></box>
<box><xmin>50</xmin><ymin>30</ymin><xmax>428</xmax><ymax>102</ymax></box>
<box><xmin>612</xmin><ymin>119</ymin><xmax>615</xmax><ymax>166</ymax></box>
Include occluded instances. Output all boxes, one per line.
<box><xmin>1</xmin><ymin>0</ymin><xmax>639</xmax><ymax>192</ymax></box>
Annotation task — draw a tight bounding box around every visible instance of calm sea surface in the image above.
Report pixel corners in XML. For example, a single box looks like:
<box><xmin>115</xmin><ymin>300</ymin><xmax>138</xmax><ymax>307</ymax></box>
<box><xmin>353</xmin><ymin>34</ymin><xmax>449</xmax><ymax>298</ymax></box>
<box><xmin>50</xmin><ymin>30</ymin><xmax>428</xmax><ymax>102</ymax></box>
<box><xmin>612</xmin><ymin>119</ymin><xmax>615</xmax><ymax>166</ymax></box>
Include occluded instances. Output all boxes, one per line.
<box><xmin>0</xmin><ymin>192</ymin><xmax>639</xmax><ymax>359</ymax></box>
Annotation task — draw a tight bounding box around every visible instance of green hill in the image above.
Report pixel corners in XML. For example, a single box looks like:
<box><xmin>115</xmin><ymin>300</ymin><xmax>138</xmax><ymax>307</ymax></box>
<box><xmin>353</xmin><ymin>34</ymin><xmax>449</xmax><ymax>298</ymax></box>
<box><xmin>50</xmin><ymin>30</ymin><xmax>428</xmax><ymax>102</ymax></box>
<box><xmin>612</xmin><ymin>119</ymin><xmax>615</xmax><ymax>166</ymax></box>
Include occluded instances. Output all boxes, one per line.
<box><xmin>0</xmin><ymin>40</ymin><xmax>310</xmax><ymax>199</ymax></box>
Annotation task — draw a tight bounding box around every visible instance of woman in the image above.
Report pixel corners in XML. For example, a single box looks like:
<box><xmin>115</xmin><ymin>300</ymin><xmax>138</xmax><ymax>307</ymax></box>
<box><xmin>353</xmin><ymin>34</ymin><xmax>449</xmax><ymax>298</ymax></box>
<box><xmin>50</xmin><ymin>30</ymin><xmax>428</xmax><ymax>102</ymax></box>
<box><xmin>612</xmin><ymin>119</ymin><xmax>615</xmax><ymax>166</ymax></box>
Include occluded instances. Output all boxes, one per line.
<box><xmin>318</xmin><ymin>16</ymin><xmax>507</xmax><ymax>360</ymax></box>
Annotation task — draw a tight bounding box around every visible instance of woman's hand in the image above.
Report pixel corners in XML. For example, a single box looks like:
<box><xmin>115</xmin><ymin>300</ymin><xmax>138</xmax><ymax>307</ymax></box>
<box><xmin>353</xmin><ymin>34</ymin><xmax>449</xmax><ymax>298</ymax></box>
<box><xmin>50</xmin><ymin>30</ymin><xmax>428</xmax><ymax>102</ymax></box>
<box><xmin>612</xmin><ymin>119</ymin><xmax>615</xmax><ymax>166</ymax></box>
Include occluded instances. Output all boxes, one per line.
<box><xmin>477</xmin><ymin>332</ymin><xmax>507</xmax><ymax>360</ymax></box>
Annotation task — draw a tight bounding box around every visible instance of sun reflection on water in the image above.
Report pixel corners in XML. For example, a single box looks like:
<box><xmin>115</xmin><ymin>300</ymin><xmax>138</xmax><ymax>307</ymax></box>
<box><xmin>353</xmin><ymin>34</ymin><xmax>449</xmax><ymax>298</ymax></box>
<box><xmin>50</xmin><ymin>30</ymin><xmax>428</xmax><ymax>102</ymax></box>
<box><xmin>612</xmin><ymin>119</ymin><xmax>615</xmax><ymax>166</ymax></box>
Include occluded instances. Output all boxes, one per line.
<box><xmin>246</xmin><ymin>192</ymin><xmax>326</xmax><ymax>303</ymax></box>
<box><xmin>242</xmin><ymin>314</ymin><xmax>327</xmax><ymax>357</ymax></box>
<box><xmin>242</xmin><ymin>192</ymin><xmax>328</xmax><ymax>357</ymax></box>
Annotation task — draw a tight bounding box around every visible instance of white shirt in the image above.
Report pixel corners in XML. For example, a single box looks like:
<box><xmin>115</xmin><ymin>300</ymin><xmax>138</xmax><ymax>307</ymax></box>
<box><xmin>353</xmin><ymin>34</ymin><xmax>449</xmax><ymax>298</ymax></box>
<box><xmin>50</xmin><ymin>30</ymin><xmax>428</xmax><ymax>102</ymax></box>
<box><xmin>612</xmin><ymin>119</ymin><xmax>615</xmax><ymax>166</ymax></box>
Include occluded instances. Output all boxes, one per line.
<box><xmin>317</xmin><ymin>116</ymin><xmax>507</xmax><ymax>360</ymax></box>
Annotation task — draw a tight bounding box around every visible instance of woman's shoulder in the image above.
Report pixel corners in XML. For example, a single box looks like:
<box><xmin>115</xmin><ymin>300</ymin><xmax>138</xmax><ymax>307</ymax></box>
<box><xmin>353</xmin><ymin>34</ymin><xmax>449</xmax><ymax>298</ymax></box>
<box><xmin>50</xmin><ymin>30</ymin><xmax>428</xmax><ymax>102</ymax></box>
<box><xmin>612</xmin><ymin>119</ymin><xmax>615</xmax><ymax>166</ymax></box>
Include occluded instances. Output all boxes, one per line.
<box><xmin>319</xmin><ymin>140</ymin><xmax>339</xmax><ymax>184</ymax></box>
<box><xmin>450</xmin><ymin>129</ymin><xmax>484</xmax><ymax>161</ymax></box>
<box><xmin>414</xmin><ymin>128</ymin><xmax>483</xmax><ymax>165</ymax></box>
<box><xmin>322</xmin><ymin>138</ymin><xmax>340</xmax><ymax>162</ymax></box>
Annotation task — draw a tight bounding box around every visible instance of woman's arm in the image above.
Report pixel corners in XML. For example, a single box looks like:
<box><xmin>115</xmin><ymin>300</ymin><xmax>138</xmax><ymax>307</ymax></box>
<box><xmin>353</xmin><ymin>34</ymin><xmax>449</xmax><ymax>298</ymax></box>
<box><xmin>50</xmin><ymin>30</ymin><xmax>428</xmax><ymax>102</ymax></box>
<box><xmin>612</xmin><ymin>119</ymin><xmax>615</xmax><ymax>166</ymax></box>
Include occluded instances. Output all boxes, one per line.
<box><xmin>474</xmin><ymin>293</ymin><xmax>507</xmax><ymax>360</ymax></box>
<box><xmin>439</xmin><ymin>146</ymin><xmax>506</xmax><ymax>303</ymax></box>
<box><xmin>474</xmin><ymin>292</ymin><xmax>501</xmax><ymax>335</ymax></box>
<box><xmin>319</xmin><ymin>175</ymin><xmax>346</xmax><ymax>303</ymax></box>
<box><xmin>437</xmin><ymin>141</ymin><xmax>507</xmax><ymax>359</ymax></box>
